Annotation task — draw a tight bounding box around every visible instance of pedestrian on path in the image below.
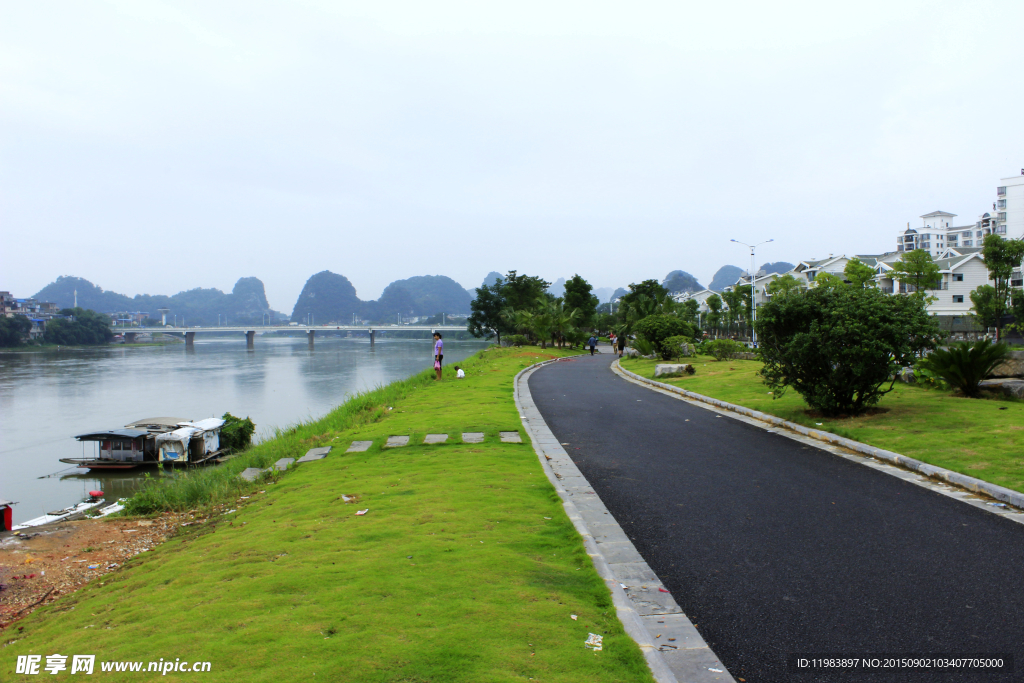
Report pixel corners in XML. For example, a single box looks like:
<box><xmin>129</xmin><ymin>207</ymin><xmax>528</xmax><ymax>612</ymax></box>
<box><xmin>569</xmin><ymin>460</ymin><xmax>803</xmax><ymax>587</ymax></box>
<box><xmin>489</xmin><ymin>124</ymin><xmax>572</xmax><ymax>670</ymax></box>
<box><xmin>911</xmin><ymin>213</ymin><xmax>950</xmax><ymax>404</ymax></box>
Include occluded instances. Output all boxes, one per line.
<box><xmin>617</xmin><ymin>334</ymin><xmax>626</xmax><ymax>358</ymax></box>
<box><xmin>588</xmin><ymin>334</ymin><xmax>597</xmax><ymax>355</ymax></box>
<box><xmin>433</xmin><ymin>332</ymin><xmax>443</xmax><ymax>380</ymax></box>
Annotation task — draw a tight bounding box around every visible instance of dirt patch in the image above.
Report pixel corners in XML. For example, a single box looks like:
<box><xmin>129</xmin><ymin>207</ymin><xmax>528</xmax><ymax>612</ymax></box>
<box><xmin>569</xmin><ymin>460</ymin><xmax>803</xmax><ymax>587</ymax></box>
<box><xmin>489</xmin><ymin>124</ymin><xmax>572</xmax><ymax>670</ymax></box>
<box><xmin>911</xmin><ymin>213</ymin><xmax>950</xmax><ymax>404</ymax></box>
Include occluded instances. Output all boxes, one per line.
<box><xmin>966</xmin><ymin>462</ymin><xmax>992</xmax><ymax>470</ymax></box>
<box><xmin>0</xmin><ymin>512</ymin><xmax>192</xmax><ymax>630</ymax></box>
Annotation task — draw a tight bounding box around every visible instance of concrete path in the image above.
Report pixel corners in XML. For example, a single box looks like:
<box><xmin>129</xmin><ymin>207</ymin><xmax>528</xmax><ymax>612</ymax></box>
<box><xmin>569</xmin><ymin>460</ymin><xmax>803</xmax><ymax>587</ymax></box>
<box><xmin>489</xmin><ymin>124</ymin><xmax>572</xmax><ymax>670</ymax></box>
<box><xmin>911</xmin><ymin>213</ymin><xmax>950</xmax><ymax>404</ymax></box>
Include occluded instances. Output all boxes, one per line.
<box><xmin>529</xmin><ymin>354</ymin><xmax>1024</xmax><ymax>682</ymax></box>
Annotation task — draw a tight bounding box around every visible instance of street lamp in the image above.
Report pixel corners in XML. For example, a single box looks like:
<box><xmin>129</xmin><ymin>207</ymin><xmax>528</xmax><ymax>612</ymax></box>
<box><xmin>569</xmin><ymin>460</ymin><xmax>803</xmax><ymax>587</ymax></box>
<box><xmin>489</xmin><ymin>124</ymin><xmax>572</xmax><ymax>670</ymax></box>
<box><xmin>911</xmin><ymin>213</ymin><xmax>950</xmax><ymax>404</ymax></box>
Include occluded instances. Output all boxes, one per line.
<box><xmin>730</xmin><ymin>238</ymin><xmax>773</xmax><ymax>345</ymax></box>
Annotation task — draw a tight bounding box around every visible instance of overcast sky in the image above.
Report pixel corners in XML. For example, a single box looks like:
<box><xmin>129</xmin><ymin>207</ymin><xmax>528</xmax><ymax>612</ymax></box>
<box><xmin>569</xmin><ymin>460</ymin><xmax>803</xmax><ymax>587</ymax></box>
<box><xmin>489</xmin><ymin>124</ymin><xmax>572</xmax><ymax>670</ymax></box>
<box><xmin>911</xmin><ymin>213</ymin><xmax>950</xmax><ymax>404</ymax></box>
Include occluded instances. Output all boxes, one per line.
<box><xmin>3</xmin><ymin>0</ymin><xmax>1022</xmax><ymax>310</ymax></box>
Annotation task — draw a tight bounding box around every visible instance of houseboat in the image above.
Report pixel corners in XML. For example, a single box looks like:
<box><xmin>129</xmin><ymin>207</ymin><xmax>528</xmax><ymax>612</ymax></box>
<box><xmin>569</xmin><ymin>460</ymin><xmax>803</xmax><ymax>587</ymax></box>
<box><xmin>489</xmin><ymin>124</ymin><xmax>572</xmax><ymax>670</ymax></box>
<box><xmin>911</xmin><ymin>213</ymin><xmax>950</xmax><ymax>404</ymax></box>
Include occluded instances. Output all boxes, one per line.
<box><xmin>155</xmin><ymin>418</ymin><xmax>227</xmax><ymax>465</ymax></box>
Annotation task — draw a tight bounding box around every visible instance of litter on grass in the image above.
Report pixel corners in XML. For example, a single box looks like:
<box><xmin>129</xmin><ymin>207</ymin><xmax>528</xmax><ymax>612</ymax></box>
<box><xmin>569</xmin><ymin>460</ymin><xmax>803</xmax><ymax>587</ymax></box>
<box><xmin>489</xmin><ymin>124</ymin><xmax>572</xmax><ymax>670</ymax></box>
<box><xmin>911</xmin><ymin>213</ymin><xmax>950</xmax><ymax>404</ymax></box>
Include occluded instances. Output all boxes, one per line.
<box><xmin>584</xmin><ymin>633</ymin><xmax>603</xmax><ymax>651</ymax></box>
<box><xmin>570</xmin><ymin>614</ymin><xmax>578</xmax><ymax>620</ymax></box>
<box><xmin>816</xmin><ymin>422</ymin><xmax>823</xmax><ymax>426</ymax></box>
<box><xmin>342</xmin><ymin>495</ymin><xmax>354</xmax><ymax>503</ymax></box>
<box><xmin>355</xmin><ymin>509</ymin><xmax>368</xmax><ymax>516</ymax></box>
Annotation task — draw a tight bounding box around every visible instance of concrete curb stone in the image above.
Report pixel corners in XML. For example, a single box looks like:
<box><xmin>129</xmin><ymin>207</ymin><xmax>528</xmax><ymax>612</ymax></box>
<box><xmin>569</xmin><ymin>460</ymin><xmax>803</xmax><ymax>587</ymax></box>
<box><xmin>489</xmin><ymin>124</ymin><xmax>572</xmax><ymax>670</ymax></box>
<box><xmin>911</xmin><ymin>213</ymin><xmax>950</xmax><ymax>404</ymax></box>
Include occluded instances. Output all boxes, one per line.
<box><xmin>515</xmin><ymin>356</ymin><xmax>735</xmax><ymax>683</ymax></box>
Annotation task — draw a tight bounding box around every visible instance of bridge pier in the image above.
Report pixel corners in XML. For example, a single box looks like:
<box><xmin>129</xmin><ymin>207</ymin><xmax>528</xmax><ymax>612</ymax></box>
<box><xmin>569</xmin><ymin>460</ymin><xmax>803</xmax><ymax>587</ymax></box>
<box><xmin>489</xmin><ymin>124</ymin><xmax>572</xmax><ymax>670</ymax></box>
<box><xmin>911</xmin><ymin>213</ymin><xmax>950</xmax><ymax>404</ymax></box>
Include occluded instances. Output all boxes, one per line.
<box><xmin>124</xmin><ymin>332</ymin><xmax>137</xmax><ymax>344</ymax></box>
<box><xmin>246</xmin><ymin>330</ymin><xmax>255</xmax><ymax>349</ymax></box>
<box><xmin>308</xmin><ymin>330</ymin><xmax>315</xmax><ymax>349</ymax></box>
<box><xmin>185</xmin><ymin>332</ymin><xmax>195</xmax><ymax>348</ymax></box>
<box><xmin>369</xmin><ymin>330</ymin><xmax>375</xmax><ymax>346</ymax></box>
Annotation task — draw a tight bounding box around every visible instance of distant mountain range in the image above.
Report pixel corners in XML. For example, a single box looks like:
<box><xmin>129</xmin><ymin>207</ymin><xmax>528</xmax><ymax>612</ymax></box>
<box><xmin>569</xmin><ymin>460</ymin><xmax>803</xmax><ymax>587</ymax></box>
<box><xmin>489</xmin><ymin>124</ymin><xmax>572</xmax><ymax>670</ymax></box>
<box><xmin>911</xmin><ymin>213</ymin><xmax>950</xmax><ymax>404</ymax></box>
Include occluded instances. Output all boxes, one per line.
<box><xmin>34</xmin><ymin>276</ymin><xmax>277</xmax><ymax>326</ymax></box>
<box><xmin>33</xmin><ymin>273</ymin><xmax>476</xmax><ymax>326</ymax></box>
<box><xmin>708</xmin><ymin>262</ymin><xmax>794</xmax><ymax>291</ymax></box>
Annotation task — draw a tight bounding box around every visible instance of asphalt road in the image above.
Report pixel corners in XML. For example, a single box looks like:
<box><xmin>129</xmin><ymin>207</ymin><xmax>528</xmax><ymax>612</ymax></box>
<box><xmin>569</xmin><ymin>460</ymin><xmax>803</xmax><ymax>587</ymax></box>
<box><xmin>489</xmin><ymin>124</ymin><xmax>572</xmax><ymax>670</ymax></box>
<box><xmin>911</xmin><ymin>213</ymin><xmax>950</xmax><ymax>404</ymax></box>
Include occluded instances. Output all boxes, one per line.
<box><xmin>529</xmin><ymin>353</ymin><xmax>1024</xmax><ymax>683</ymax></box>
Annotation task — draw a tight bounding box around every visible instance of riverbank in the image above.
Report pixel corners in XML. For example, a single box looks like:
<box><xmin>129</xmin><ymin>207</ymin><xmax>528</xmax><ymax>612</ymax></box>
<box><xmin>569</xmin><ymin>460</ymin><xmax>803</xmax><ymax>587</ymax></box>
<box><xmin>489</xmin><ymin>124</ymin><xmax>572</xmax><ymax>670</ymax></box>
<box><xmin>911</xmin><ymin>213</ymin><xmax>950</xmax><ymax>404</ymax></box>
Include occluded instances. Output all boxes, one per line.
<box><xmin>621</xmin><ymin>355</ymin><xmax>1024</xmax><ymax>494</ymax></box>
<box><xmin>4</xmin><ymin>347</ymin><xmax>655</xmax><ymax>682</ymax></box>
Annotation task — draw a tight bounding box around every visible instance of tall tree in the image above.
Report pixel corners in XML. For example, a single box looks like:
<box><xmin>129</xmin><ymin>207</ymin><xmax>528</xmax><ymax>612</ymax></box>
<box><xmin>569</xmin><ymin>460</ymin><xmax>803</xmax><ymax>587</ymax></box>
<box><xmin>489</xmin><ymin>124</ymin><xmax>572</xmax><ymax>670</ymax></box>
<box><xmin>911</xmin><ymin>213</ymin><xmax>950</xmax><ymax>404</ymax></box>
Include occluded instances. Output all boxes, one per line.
<box><xmin>562</xmin><ymin>274</ymin><xmax>599</xmax><ymax>329</ymax></box>
<box><xmin>843</xmin><ymin>258</ymin><xmax>876</xmax><ymax>288</ymax></box>
<box><xmin>706</xmin><ymin>294</ymin><xmax>723</xmax><ymax>334</ymax></box>
<box><xmin>975</xmin><ymin>235</ymin><xmax>1024</xmax><ymax>339</ymax></box>
<box><xmin>621</xmin><ymin>279</ymin><xmax>668</xmax><ymax>309</ymax></box>
<box><xmin>890</xmin><ymin>249</ymin><xmax>940</xmax><ymax>298</ymax></box>
<box><xmin>467</xmin><ymin>280</ymin><xmax>507</xmax><ymax>344</ymax></box>
<box><xmin>501</xmin><ymin>271</ymin><xmax>551</xmax><ymax>311</ymax></box>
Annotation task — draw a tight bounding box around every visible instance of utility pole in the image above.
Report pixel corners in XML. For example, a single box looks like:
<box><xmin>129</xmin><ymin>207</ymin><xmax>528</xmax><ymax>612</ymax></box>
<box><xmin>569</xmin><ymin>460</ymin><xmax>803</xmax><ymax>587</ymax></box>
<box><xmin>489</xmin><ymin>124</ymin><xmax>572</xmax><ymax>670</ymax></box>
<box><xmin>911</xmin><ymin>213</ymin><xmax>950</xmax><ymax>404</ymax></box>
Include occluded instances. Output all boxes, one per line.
<box><xmin>730</xmin><ymin>238</ymin><xmax>773</xmax><ymax>345</ymax></box>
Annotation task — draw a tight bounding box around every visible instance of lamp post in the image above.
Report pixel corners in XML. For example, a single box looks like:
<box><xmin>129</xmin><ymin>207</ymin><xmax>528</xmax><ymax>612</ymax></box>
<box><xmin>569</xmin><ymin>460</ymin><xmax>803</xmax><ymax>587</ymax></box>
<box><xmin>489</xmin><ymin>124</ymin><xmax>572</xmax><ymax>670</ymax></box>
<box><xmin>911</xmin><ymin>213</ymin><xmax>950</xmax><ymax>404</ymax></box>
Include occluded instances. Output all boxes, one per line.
<box><xmin>730</xmin><ymin>238</ymin><xmax>773</xmax><ymax>345</ymax></box>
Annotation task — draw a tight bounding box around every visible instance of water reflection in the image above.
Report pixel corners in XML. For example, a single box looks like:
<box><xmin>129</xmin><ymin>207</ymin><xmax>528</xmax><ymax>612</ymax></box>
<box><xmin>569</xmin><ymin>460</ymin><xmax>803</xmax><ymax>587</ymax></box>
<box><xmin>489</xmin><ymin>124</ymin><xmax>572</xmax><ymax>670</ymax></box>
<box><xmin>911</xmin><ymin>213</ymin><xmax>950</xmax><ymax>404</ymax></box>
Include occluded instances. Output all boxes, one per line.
<box><xmin>0</xmin><ymin>337</ymin><xmax>487</xmax><ymax>524</ymax></box>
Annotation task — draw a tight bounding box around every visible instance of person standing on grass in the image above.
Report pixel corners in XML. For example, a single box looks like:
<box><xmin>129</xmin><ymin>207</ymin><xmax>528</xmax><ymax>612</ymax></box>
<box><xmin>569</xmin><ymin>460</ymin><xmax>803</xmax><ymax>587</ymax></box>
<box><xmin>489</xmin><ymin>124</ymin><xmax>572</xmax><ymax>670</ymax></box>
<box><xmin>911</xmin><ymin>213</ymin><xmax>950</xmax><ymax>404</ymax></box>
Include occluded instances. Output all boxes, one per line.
<box><xmin>433</xmin><ymin>332</ymin><xmax>444</xmax><ymax>380</ymax></box>
<box><xmin>588</xmin><ymin>334</ymin><xmax>597</xmax><ymax>356</ymax></box>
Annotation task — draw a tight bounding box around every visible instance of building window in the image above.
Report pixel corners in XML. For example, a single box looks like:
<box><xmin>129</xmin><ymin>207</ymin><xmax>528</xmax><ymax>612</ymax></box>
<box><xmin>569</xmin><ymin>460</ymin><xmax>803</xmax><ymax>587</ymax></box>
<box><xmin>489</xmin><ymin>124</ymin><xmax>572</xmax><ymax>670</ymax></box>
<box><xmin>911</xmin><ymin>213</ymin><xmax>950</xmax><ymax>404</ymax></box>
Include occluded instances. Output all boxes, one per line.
<box><xmin>962</xmin><ymin>231</ymin><xmax>971</xmax><ymax>237</ymax></box>
<box><xmin>998</xmin><ymin>186</ymin><xmax>1006</xmax><ymax>195</ymax></box>
<box><xmin>976</xmin><ymin>231</ymin><xmax>983</xmax><ymax>237</ymax></box>
<box><xmin>953</xmin><ymin>274</ymin><xmax>964</xmax><ymax>282</ymax></box>
<box><xmin>997</xmin><ymin>199</ymin><xmax>1007</xmax><ymax>209</ymax></box>
<box><xmin>998</xmin><ymin>212</ymin><xmax>1007</xmax><ymax>220</ymax></box>
<box><xmin>953</xmin><ymin>295</ymin><xmax>964</xmax><ymax>303</ymax></box>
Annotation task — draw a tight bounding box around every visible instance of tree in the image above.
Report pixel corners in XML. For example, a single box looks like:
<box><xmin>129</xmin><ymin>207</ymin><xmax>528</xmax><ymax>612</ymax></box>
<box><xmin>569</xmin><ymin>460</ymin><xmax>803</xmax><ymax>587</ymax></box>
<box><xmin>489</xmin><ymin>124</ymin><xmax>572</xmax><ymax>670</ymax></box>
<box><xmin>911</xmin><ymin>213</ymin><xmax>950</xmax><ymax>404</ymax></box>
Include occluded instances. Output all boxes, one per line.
<box><xmin>467</xmin><ymin>280</ymin><xmax>507</xmax><ymax>344</ymax></box>
<box><xmin>620</xmin><ymin>280</ymin><xmax>668</xmax><ymax>310</ymax></box>
<box><xmin>978</xmin><ymin>235</ymin><xmax>1024</xmax><ymax>339</ymax></box>
<box><xmin>756</xmin><ymin>287</ymin><xmax>938</xmax><ymax>416</ymax></box>
<box><xmin>634</xmin><ymin>315</ymin><xmax>693</xmax><ymax>360</ymax></box>
<box><xmin>501</xmin><ymin>271</ymin><xmax>551</xmax><ymax>311</ymax></box>
<box><xmin>44</xmin><ymin>308</ymin><xmax>115</xmax><ymax>345</ymax></box>
<box><xmin>0</xmin><ymin>315</ymin><xmax>31</xmax><ymax>347</ymax></box>
<box><xmin>706</xmin><ymin>294</ymin><xmax>723</xmax><ymax>334</ymax></box>
<box><xmin>766</xmin><ymin>273</ymin><xmax>805</xmax><ymax>297</ymax></box>
<box><xmin>843</xmin><ymin>258</ymin><xmax>876</xmax><ymax>288</ymax></box>
<box><xmin>812</xmin><ymin>272</ymin><xmax>847</xmax><ymax>291</ymax></box>
<box><xmin>890</xmin><ymin>249</ymin><xmax>940</xmax><ymax>298</ymax></box>
<box><xmin>720</xmin><ymin>289</ymin><xmax>745</xmax><ymax>333</ymax></box>
<box><xmin>680</xmin><ymin>299</ymin><xmax>699</xmax><ymax>325</ymax></box>
<box><xmin>969</xmin><ymin>285</ymin><xmax>1001</xmax><ymax>335</ymax></box>
<box><xmin>562</xmin><ymin>274</ymin><xmax>599</xmax><ymax>329</ymax></box>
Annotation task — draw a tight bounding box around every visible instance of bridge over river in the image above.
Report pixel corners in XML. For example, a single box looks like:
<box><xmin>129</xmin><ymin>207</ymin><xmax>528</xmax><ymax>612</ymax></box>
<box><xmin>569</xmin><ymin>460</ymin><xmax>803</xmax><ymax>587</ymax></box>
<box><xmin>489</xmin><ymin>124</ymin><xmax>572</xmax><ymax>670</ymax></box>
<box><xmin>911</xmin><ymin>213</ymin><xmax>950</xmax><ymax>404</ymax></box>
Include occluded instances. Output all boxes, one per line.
<box><xmin>123</xmin><ymin>325</ymin><xmax>469</xmax><ymax>349</ymax></box>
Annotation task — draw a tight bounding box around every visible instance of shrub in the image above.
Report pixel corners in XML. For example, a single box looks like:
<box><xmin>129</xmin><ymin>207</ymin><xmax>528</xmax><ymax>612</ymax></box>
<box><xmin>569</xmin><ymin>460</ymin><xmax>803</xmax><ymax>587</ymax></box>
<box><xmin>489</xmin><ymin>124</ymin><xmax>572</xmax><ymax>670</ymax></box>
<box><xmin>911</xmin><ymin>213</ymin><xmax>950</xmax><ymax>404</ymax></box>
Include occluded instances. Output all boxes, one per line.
<box><xmin>756</xmin><ymin>285</ymin><xmax>937</xmax><ymax>416</ymax></box>
<box><xmin>630</xmin><ymin>335</ymin><xmax>656</xmax><ymax>356</ymax></box>
<box><xmin>702</xmin><ymin>339</ymin><xmax>746</xmax><ymax>361</ymax></box>
<box><xmin>916</xmin><ymin>340</ymin><xmax>1009</xmax><ymax>398</ymax></box>
<box><xmin>221</xmin><ymin>412</ymin><xmax>256</xmax><ymax>451</ymax></box>
<box><xmin>505</xmin><ymin>334</ymin><xmax>529</xmax><ymax>347</ymax></box>
<box><xmin>661</xmin><ymin>335</ymin><xmax>691</xmax><ymax>360</ymax></box>
<box><xmin>633</xmin><ymin>315</ymin><xmax>693</xmax><ymax>360</ymax></box>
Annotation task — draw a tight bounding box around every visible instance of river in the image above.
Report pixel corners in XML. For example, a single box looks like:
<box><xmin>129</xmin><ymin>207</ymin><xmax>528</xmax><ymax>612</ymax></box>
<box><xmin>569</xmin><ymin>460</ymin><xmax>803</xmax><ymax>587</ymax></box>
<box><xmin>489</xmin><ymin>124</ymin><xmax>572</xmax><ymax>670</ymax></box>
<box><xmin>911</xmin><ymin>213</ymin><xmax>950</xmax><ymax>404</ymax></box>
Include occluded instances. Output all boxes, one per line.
<box><xmin>0</xmin><ymin>335</ymin><xmax>488</xmax><ymax>525</ymax></box>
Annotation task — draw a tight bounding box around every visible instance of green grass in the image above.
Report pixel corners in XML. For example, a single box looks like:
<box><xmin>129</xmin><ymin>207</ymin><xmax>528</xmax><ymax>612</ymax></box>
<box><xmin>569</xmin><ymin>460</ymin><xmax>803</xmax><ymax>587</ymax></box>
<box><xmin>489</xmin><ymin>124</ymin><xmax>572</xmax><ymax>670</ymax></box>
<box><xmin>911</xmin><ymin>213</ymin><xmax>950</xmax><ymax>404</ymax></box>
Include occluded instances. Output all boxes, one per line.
<box><xmin>6</xmin><ymin>347</ymin><xmax>655</xmax><ymax>683</ymax></box>
<box><xmin>620</xmin><ymin>354</ymin><xmax>1024</xmax><ymax>494</ymax></box>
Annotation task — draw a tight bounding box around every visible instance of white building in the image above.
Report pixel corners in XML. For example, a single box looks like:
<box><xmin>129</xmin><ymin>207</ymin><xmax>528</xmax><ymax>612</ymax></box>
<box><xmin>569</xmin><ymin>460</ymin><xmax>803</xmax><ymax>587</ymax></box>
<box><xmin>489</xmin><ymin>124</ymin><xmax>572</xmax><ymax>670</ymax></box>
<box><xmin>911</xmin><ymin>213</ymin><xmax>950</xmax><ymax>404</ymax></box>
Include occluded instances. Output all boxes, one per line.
<box><xmin>997</xmin><ymin>172</ymin><xmax>1024</xmax><ymax>239</ymax></box>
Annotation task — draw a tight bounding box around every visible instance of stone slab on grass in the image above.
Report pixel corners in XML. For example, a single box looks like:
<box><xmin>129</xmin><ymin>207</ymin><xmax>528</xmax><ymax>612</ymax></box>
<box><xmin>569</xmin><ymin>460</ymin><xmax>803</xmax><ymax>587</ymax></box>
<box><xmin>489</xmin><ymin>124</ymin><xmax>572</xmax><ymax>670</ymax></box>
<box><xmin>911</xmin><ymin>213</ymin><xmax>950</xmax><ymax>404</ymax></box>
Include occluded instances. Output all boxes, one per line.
<box><xmin>980</xmin><ymin>378</ymin><xmax>1024</xmax><ymax>399</ymax></box>
<box><xmin>274</xmin><ymin>458</ymin><xmax>295</xmax><ymax>471</ymax></box>
<box><xmin>297</xmin><ymin>447</ymin><xmax>330</xmax><ymax>463</ymax></box>
<box><xmin>346</xmin><ymin>440</ymin><xmax>373</xmax><ymax>453</ymax></box>
<box><xmin>239</xmin><ymin>468</ymin><xmax>266</xmax><ymax>482</ymax></box>
<box><xmin>655</xmin><ymin>363</ymin><xmax>694</xmax><ymax>378</ymax></box>
<box><xmin>462</xmin><ymin>432</ymin><xmax>485</xmax><ymax>444</ymax></box>
<box><xmin>423</xmin><ymin>434</ymin><xmax>448</xmax><ymax>445</ymax></box>
<box><xmin>385</xmin><ymin>435</ymin><xmax>410</xmax><ymax>448</ymax></box>
<box><xmin>499</xmin><ymin>431</ymin><xmax>523</xmax><ymax>443</ymax></box>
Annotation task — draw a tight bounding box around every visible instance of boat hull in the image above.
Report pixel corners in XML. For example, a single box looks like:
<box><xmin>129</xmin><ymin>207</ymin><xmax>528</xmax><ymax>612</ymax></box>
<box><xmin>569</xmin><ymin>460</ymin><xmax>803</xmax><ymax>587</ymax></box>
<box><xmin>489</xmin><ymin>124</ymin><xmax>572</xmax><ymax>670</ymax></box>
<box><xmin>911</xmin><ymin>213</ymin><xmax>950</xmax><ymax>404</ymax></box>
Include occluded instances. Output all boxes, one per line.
<box><xmin>59</xmin><ymin>458</ymin><xmax>154</xmax><ymax>471</ymax></box>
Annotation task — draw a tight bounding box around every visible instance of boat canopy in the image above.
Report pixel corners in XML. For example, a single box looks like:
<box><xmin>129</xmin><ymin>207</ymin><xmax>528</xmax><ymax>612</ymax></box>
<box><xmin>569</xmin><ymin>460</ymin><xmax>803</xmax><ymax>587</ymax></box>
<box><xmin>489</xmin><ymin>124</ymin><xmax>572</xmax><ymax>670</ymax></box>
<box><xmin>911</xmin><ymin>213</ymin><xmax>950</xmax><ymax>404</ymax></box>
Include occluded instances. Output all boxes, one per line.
<box><xmin>156</xmin><ymin>427</ymin><xmax>199</xmax><ymax>446</ymax></box>
<box><xmin>180</xmin><ymin>418</ymin><xmax>226</xmax><ymax>431</ymax></box>
<box><xmin>125</xmin><ymin>417</ymin><xmax>190</xmax><ymax>430</ymax></box>
<box><xmin>75</xmin><ymin>429</ymin><xmax>149</xmax><ymax>441</ymax></box>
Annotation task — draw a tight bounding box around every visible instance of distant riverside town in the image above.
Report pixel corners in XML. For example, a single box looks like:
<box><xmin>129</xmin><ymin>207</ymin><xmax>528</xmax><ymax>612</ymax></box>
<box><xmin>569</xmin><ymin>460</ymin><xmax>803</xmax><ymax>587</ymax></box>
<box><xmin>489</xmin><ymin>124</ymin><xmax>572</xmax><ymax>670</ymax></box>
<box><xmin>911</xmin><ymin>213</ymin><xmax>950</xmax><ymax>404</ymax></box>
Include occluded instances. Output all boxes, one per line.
<box><xmin>3</xmin><ymin>170</ymin><xmax>1023</xmax><ymax>347</ymax></box>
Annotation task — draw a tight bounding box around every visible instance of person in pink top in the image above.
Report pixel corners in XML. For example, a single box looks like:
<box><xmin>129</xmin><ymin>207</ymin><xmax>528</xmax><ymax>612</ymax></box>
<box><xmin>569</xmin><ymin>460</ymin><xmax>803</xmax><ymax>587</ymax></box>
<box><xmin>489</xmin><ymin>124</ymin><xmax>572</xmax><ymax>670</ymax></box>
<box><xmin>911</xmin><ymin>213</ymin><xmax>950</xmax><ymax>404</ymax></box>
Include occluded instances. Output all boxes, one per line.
<box><xmin>433</xmin><ymin>332</ymin><xmax>444</xmax><ymax>380</ymax></box>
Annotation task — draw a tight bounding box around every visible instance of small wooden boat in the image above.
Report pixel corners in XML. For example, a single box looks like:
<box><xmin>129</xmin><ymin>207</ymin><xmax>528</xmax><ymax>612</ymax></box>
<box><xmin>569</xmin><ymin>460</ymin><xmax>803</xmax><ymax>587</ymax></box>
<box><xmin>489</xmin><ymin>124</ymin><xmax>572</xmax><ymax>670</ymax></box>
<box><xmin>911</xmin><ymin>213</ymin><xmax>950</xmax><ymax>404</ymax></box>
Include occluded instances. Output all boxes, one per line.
<box><xmin>11</xmin><ymin>499</ymin><xmax>106</xmax><ymax>530</ymax></box>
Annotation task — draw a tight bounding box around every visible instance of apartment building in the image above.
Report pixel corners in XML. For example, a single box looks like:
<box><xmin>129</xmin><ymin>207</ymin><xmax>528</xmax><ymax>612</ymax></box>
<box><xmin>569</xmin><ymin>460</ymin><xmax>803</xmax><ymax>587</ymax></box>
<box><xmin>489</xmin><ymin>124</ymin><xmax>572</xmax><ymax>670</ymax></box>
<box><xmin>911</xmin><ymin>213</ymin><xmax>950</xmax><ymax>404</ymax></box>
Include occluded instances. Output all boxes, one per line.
<box><xmin>997</xmin><ymin>172</ymin><xmax>1024</xmax><ymax>240</ymax></box>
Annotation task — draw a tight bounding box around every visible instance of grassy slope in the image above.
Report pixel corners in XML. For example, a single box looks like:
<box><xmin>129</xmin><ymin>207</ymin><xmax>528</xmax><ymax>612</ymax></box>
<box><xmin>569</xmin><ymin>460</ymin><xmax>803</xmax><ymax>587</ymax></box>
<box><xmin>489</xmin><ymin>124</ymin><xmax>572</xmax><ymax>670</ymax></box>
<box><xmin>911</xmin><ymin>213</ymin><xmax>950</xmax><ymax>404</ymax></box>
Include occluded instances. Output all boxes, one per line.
<box><xmin>621</xmin><ymin>355</ymin><xmax>1024</xmax><ymax>494</ymax></box>
<box><xmin>7</xmin><ymin>347</ymin><xmax>654</xmax><ymax>683</ymax></box>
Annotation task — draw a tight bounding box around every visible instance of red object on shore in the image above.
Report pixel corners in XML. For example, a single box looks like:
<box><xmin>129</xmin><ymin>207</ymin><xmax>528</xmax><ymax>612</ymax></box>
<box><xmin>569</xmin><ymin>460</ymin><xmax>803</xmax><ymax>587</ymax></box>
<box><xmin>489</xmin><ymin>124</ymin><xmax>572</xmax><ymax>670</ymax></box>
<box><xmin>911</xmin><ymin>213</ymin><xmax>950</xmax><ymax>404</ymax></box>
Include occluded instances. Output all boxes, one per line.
<box><xmin>1</xmin><ymin>504</ymin><xmax>11</xmax><ymax>532</ymax></box>
<box><xmin>89</xmin><ymin>490</ymin><xmax>104</xmax><ymax>498</ymax></box>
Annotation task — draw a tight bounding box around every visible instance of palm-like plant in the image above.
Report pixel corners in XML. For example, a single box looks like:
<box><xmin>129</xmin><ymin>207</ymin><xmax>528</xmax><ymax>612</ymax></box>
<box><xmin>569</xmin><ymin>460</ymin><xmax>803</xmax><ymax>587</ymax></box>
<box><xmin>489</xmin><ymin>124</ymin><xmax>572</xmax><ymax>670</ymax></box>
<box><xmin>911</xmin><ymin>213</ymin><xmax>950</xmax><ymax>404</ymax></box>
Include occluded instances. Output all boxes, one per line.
<box><xmin>916</xmin><ymin>339</ymin><xmax>1009</xmax><ymax>398</ymax></box>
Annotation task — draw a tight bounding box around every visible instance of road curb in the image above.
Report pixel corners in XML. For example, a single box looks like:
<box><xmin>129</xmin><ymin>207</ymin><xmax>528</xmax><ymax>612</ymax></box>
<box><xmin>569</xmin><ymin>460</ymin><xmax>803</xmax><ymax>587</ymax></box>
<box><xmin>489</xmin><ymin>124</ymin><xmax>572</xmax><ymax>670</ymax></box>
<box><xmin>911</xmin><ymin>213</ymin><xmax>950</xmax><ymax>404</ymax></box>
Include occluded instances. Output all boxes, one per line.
<box><xmin>614</xmin><ymin>360</ymin><xmax>1024</xmax><ymax>511</ymax></box>
<box><xmin>515</xmin><ymin>357</ymin><xmax>735</xmax><ymax>683</ymax></box>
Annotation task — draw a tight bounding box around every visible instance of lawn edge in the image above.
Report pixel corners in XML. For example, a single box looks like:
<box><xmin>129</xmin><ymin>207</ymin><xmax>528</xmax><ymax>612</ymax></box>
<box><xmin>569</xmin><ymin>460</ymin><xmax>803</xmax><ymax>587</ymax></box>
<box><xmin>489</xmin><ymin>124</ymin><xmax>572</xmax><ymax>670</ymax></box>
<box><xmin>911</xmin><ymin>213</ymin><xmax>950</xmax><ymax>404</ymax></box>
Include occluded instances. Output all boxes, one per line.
<box><xmin>515</xmin><ymin>357</ymin><xmax>736</xmax><ymax>683</ymax></box>
<box><xmin>613</xmin><ymin>359</ymin><xmax>1024</xmax><ymax>513</ymax></box>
